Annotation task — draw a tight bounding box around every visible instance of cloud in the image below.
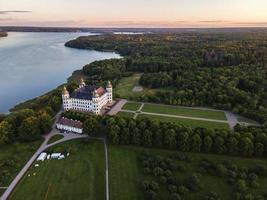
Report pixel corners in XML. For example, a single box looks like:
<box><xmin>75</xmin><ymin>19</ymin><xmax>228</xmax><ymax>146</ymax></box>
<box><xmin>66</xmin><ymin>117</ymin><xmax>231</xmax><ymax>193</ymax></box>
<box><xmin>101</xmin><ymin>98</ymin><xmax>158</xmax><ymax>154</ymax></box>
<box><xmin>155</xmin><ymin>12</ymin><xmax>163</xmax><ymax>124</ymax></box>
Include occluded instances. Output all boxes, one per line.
<box><xmin>0</xmin><ymin>10</ymin><xmax>31</xmax><ymax>15</ymax></box>
<box><xmin>198</xmin><ymin>20</ymin><xmax>230</xmax><ymax>23</ymax></box>
<box><xmin>0</xmin><ymin>17</ymin><xmax>14</xmax><ymax>21</ymax></box>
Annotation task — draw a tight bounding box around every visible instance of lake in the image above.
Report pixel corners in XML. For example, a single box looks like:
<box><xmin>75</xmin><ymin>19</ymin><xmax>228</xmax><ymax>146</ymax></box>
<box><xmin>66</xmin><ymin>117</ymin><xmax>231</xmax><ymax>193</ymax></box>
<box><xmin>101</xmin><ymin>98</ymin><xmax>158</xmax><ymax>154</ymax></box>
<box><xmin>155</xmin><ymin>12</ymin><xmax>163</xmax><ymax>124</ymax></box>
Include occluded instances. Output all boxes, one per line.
<box><xmin>0</xmin><ymin>32</ymin><xmax>120</xmax><ymax>113</ymax></box>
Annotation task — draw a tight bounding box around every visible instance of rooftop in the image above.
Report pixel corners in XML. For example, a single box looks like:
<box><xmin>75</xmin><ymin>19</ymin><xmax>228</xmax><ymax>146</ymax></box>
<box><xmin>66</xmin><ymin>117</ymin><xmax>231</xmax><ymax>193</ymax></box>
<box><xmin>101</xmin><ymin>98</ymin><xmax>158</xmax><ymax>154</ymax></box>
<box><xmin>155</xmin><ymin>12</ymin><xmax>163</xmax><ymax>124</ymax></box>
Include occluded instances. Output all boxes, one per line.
<box><xmin>70</xmin><ymin>86</ymin><xmax>106</xmax><ymax>100</ymax></box>
<box><xmin>57</xmin><ymin>117</ymin><xmax>83</xmax><ymax>129</ymax></box>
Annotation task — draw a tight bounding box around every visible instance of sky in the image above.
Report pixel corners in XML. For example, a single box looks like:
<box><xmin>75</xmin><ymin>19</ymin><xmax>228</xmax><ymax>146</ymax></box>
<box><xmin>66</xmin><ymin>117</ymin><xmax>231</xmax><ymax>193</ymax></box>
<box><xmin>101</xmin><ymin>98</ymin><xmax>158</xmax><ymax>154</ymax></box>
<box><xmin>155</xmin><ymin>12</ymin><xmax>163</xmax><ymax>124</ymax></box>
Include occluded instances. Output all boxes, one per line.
<box><xmin>0</xmin><ymin>0</ymin><xmax>267</xmax><ymax>28</ymax></box>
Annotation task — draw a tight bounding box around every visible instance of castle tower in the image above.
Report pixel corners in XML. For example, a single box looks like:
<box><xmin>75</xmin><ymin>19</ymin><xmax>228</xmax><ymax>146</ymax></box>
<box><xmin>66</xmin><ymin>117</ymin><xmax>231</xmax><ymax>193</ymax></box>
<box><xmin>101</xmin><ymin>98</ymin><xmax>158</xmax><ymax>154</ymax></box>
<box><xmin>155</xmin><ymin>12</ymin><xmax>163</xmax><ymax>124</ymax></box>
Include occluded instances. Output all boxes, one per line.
<box><xmin>79</xmin><ymin>78</ymin><xmax>86</xmax><ymax>88</ymax></box>
<box><xmin>106</xmin><ymin>80</ymin><xmax>113</xmax><ymax>103</ymax></box>
<box><xmin>92</xmin><ymin>89</ymin><xmax>100</xmax><ymax>115</ymax></box>
<box><xmin>62</xmin><ymin>86</ymin><xmax>70</xmax><ymax>111</ymax></box>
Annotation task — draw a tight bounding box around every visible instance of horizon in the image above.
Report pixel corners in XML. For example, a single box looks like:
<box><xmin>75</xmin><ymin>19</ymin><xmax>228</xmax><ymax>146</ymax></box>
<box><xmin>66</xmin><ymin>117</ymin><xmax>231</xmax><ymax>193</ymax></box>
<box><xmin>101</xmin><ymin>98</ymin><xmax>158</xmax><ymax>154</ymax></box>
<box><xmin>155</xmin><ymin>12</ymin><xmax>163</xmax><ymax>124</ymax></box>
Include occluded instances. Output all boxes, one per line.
<box><xmin>1</xmin><ymin>0</ymin><xmax>267</xmax><ymax>28</ymax></box>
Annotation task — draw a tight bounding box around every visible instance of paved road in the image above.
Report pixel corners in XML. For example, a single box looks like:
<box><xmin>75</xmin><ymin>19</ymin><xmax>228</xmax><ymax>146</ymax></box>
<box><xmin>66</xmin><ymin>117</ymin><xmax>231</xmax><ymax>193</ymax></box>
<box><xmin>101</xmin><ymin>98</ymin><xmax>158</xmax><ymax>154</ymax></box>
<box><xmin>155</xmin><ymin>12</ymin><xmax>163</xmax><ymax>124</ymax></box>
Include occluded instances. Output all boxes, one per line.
<box><xmin>133</xmin><ymin>103</ymin><xmax>144</xmax><ymax>119</ymax></box>
<box><xmin>224</xmin><ymin>111</ymin><xmax>238</xmax><ymax>130</ymax></box>
<box><xmin>107</xmin><ymin>99</ymin><xmax>127</xmax><ymax>115</ymax></box>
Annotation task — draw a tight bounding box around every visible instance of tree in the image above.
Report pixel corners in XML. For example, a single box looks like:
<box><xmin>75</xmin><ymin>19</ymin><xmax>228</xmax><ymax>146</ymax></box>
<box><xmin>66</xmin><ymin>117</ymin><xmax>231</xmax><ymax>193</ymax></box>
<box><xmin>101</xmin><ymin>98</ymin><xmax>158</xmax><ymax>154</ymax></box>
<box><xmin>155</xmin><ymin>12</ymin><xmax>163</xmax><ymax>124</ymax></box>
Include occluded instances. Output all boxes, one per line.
<box><xmin>235</xmin><ymin>179</ymin><xmax>248</xmax><ymax>192</ymax></box>
<box><xmin>109</xmin><ymin>125</ymin><xmax>120</xmax><ymax>144</ymax></box>
<box><xmin>213</xmin><ymin>136</ymin><xmax>225</xmax><ymax>154</ymax></box>
<box><xmin>203</xmin><ymin>136</ymin><xmax>213</xmax><ymax>152</ymax></box>
<box><xmin>153</xmin><ymin>129</ymin><xmax>163</xmax><ymax>147</ymax></box>
<box><xmin>186</xmin><ymin>174</ymin><xmax>202</xmax><ymax>191</ymax></box>
<box><xmin>254</xmin><ymin>143</ymin><xmax>264</xmax><ymax>156</ymax></box>
<box><xmin>143</xmin><ymin>129</ymin><xmax>153</xmax><ymax>147</ymax></box>
<box><xmin>239</xmin><ymin>137</ymin><xmax>254</xmax><ymax>156</ymax></box>
<box><xmin>191</xmin><ymin>134</ymin><xmax>202</xmax><ymax>152</ymax></box>
<box><xmin>177</xmin><ymin>131</ymin><xmax>189</xmax><ymax>151</ymax></box>
<box><xmin>164</xmin><ymin>129</ymin><xmax>177</xmax><ymax>149</ymax></box>
<box><xmin>132</xmin><ymin>128</ymin><xmax>141</xmax><ymax>145</ymax></box>
<box><xmin>0</xmin><ymin>121</ymin><xmax>13</xmax><ymax>144</ymax></box>
<box><xmin>18</xmin><ymin>117</ymin><xmax>41</xmax><ymax>142</ymax></box>
<box><xmin>38</xmin><ymin>112</ymin><xmax>52</xmax><ymax>134</ymax></box>
<box><xmin>227</xmin><ymin>137</ymin><xmax>238</xmax><ymax>155</ymax></box>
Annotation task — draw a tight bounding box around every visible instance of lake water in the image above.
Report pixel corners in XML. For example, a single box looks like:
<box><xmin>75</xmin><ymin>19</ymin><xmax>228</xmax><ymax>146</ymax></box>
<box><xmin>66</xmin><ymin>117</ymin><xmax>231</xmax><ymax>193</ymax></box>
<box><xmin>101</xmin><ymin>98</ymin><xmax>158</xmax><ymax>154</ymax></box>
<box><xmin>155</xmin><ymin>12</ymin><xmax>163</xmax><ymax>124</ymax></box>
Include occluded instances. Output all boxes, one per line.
<box><xmin>0</xmin><ymin>32</ymin><xmax>120</xmax><ymax>113</ymax></box>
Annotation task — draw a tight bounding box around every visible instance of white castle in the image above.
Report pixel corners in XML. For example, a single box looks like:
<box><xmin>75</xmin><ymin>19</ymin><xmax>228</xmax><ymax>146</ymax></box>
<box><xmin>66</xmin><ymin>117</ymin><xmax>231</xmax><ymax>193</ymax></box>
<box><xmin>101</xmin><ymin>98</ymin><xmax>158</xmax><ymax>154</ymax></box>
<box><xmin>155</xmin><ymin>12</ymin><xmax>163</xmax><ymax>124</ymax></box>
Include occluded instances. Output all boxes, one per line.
<box><xmin>62</xmin><ymin>78</ymin><xmax>113</xmax><ymax>115</ymax></box>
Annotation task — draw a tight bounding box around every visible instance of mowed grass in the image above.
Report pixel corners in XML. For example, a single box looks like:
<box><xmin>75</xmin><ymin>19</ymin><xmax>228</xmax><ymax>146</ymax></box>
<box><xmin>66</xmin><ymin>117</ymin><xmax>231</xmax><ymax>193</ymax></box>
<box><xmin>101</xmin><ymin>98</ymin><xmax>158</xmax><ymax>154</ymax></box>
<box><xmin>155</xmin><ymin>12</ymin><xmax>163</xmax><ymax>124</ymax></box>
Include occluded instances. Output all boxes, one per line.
<box><xmin>122</xmin><ymin>102</ymin><xmax>142</xmax><ymax>111</ymax></box>
<box><xmin>138</xmin><ymin>114</ymin><xmax>229</xmax><ymax>129</ymax></box>
<box><xmin>47</xmin><ymin>134</ymin><xmax>64</xmax><ymax>144</ymax></box>
<box><xmin>142</xmin><ymin>104</ymin><xmax>226</xmax><ymax>120</ymax></box>
<box><xmin>109</xmin><ymin>145</ymin><xmax>267</xmax><ymax>200</ymax></box>
<box><xmin>117</xmin><ymin>111</ymin><xmax>135</xmax><ymax>118</ymax></box>
<box><xmin>0</xmin><ymin>140</ymin><xmax>43</xmax><ymax>187</ymax></box>
<box><xmin>109</xmin><ymin>145</ymin><xmax>144</xmax><ymax>200</ymax></box>
<box><xmin>0</xmin><ymin>189</ymin><xmax>6</xmax><ymax>196</ymax></box>
<box><xmin>10</xmin><ymin>139</ymin><xmax>105</xmax><ymax>200</ymax></box>
<box><xmin>114</xmin><ymin>74</ymin><xmax>142</xmax><ymax>98</ymax></box>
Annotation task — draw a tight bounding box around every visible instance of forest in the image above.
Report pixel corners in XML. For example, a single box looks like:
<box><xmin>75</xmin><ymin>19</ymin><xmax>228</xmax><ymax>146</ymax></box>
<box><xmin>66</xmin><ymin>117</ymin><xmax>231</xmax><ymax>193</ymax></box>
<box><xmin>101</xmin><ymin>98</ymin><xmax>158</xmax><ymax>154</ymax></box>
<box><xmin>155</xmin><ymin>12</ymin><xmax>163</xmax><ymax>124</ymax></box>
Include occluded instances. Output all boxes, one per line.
<box><xmin>66</xmin><ymin>32</ymin><xmax>267</xmax><ymax>124</ymax></box>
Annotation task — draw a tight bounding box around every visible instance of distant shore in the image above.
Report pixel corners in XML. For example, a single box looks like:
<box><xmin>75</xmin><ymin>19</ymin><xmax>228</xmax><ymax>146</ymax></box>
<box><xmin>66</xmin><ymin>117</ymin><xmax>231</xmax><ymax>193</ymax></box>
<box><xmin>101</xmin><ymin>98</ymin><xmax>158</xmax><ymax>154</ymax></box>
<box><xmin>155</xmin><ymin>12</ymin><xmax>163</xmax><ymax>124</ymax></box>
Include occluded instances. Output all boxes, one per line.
<box><xmin>0</xmin><ymin>32</ymin><xmax>8</xmax><ymax>37</ymax></box>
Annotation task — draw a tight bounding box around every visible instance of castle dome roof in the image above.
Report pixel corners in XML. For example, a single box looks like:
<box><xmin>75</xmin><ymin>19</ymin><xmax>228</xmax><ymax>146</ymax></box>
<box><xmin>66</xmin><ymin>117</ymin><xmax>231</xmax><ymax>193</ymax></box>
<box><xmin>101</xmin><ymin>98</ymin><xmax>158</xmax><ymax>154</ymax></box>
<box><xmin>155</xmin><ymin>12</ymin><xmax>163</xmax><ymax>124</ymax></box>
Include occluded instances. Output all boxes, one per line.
<box><xmin>62</xmin><ymin>86</ymin><xmax>69</xmax><ymax>95</ymax></box>
<box><xmin>107</xmin><ymin>80</ymin><xmax>112</xmax><ymax>88</ymax></box>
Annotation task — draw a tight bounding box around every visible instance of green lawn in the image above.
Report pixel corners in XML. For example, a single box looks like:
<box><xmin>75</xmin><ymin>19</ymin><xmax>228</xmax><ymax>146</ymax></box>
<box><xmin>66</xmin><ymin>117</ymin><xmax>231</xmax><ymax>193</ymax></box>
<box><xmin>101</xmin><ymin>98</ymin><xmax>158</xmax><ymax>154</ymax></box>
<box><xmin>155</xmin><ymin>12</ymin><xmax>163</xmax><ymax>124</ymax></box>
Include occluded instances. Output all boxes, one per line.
<box><xmin>138</xmin><ymin>114</ymin><xmax>229</xmax><ymax>129</ymax></box>
<box><xmin>47</xmin><ymin>134</ymin><xmax>64</xmax><ymax>145</ymax></box>
<box><xmin>142</xmin><ymin>104</ymin><xmax>226</xmax><ymax>121</ymax></box>
<box><xmin>117</xmin><ymin>111</ymin><xmax>135</xmax><ymax>118</ymax></box>
<box><xmin>114</xmin><ymin>74</ymin><xmax>142</xmax><ymax>99</ymax></box>
<box><xmin>10</xmin><ymin>139</ymin><xmax>105</xmax><ymax>200</ymax></box>
<box><xmin>122</xmin><ymin>102</ymin><xmax>142</xmax><ymax>111</ymax></box>
<box><xmin>0</xmin><ymin>140</ymin><xmax>43</xmax><ymax>187</ymax></box>
<box><xmin>0</xmin><ymin>189</ymin><xmax>6</xmax><ymax>196</ymax></box>
<box><xmin>109</xmin><ymin>145</ymin><xmax>267</xmax><ymax>200</ymax></box>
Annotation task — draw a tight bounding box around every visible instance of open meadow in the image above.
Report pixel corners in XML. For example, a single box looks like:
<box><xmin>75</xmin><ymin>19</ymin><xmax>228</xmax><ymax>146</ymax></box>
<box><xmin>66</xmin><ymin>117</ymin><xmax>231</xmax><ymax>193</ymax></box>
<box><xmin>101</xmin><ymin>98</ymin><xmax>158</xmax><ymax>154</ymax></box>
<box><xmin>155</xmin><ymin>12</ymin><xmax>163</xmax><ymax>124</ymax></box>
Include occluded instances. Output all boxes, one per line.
<box><xmin>109</xmin><ymin>145</ymin><xmax>267</xmax><ymax>200</ymax></box>
<box><xmin>9</xmin><ymin>139</ymin><xmax>105</xmax><ymax>200</ymax></box>
<box><xmin>0</xmin><ymin>140</ymin><xmax>43</xmax><ymax>195</ymax></box>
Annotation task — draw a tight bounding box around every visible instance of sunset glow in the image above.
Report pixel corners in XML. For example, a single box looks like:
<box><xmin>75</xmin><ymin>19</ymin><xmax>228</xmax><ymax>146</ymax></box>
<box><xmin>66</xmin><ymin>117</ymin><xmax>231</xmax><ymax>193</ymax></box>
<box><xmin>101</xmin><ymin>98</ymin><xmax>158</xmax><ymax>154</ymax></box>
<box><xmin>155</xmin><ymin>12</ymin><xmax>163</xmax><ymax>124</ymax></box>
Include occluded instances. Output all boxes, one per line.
<box><xmin>0</xmin><ymin>0</ymin><xmax>267</xmax><ymax>27</ymax></box>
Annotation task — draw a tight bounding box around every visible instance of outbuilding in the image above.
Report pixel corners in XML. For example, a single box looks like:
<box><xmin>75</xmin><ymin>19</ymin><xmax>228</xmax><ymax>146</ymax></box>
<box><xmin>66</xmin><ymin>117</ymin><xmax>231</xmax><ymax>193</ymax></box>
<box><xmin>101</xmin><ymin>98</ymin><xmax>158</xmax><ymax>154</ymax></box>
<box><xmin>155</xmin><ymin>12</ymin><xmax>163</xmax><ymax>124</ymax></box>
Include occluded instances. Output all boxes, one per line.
<box><xmin>56</xmin><ymin>117</ymin><xmax>83</xmax><ymax>134</ymax></box>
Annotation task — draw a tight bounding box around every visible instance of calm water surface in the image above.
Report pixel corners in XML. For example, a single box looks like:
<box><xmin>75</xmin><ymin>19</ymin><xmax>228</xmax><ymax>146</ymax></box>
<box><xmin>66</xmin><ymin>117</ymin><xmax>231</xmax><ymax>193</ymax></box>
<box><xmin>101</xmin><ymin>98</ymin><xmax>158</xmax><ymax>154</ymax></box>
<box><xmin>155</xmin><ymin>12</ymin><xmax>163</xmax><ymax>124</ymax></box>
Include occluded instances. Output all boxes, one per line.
<box><xmin>0</xmin><ymin>32</ymin><xmax>120</xmax><ymax>113</ymax></box>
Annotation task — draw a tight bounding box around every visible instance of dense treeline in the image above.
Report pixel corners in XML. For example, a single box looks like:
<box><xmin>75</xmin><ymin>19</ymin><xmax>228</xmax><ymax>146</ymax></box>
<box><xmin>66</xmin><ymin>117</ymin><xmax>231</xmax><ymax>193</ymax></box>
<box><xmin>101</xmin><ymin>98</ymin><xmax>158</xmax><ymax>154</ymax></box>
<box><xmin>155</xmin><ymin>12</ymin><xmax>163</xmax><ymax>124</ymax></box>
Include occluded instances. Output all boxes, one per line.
<box><xmin>65</xmin><ymin>32</ymin><xmax>267</xmax><ymax>124</ymax></box>
<box><xmin>82</xmin><ymin>59</ymin><xmax>127</xmax><ymax>86</ymax></box>
<box><xmin>0</xmin><ymin>109</ymin><xmax>53</xmax><ymax>145</ymax></box>
<box><xmin>62</xmin><ymin>111</ymin><xmax>267</xmax><ymax>158</ymax></box>
<box><xmin>139</xmin><ymin>65</ymin><xmax>267</xmax><ymax>123</ymax></box>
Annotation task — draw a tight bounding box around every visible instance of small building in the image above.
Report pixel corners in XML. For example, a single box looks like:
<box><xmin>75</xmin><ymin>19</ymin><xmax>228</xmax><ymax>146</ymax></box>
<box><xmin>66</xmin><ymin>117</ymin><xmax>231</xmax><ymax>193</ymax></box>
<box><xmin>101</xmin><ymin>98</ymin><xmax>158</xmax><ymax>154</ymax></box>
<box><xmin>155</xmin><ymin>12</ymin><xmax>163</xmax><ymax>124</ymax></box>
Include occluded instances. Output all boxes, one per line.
<box><xmin>37</xmin><ymin>152</ymin><xmax>47</xmax><ymax>162</ymax></box>
<box><xmin>56</xmin><ymin>117</ymin><xmax>83</xmax><ymax>134</ymax></box>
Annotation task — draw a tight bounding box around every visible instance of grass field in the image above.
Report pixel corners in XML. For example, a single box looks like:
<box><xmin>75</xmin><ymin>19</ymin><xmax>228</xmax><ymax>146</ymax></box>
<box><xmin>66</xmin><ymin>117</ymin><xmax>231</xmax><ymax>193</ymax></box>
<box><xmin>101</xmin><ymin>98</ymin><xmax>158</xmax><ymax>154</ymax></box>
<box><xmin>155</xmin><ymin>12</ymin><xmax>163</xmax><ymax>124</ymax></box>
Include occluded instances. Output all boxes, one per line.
<box><xmin>142</xmin><ymin>104</ymin><xmax>226</xmax><ymax>120</ymax></box>
<box><xmin>10</xmin><ymin>139</ymin><xmax>105</xmax><ymax>200</ymax></box>
<box><xmin>117</xmin><ymin>111</ymin><xmax>135</xmax><ymax>118</ymax></box>
<box><xmin>114</xmin><ymin>74</ymin><xmax>142</xmax><ymax>98</ymax></box>
<box><xmin>47</xmin><ymin>135</ymin><xmax>64</xmax><ymax>144</ymax></box>
<box><xmin>138</xmin><ymin>114</ymin><xmax>229</xmax><ymax>129</ymax></box>
<box><xmin>109</xmin><ymin>145</ymin><xmax>267</xmax><ymax>200</ymax></box>
<box><xmin>0</xmin><ymin>140</ymin><xmax>43</xmax><ymax>187</ymax></box>
<box><xmin>0</xmin><ymin>189</ymin><xmax>6</xmax><ymax>196</ymax></box>
<box><xmin>122</xmin><ymin>102</ymin><xmax>142</xmax><ymax>111</ymax></box>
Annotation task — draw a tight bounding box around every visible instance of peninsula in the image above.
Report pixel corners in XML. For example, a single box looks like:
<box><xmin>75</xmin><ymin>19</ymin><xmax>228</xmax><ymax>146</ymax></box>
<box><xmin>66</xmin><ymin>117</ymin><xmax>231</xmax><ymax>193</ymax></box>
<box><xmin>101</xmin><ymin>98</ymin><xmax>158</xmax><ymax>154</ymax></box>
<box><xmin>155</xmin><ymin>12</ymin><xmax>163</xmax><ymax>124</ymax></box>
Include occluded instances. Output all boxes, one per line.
<box><xmin>0</xmin><ymin>32</ymin><xmax>8</xmax><ymax>37</ymax></box>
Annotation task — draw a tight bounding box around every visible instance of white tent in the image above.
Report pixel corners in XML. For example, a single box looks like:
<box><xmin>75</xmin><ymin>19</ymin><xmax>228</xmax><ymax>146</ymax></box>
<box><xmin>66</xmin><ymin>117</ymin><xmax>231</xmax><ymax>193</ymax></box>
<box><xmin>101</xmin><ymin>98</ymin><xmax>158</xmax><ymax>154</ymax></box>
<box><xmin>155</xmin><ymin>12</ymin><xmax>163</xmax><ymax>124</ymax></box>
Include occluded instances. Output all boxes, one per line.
<box><xmin>51</xmin><ymin>153</ymin><xmax>61</xmax><ymax>159</ymax></box>
<box><xmin>37</xmin><ymin>152</ymin><xmax>47</xmax><ymax>162</ymax></box>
